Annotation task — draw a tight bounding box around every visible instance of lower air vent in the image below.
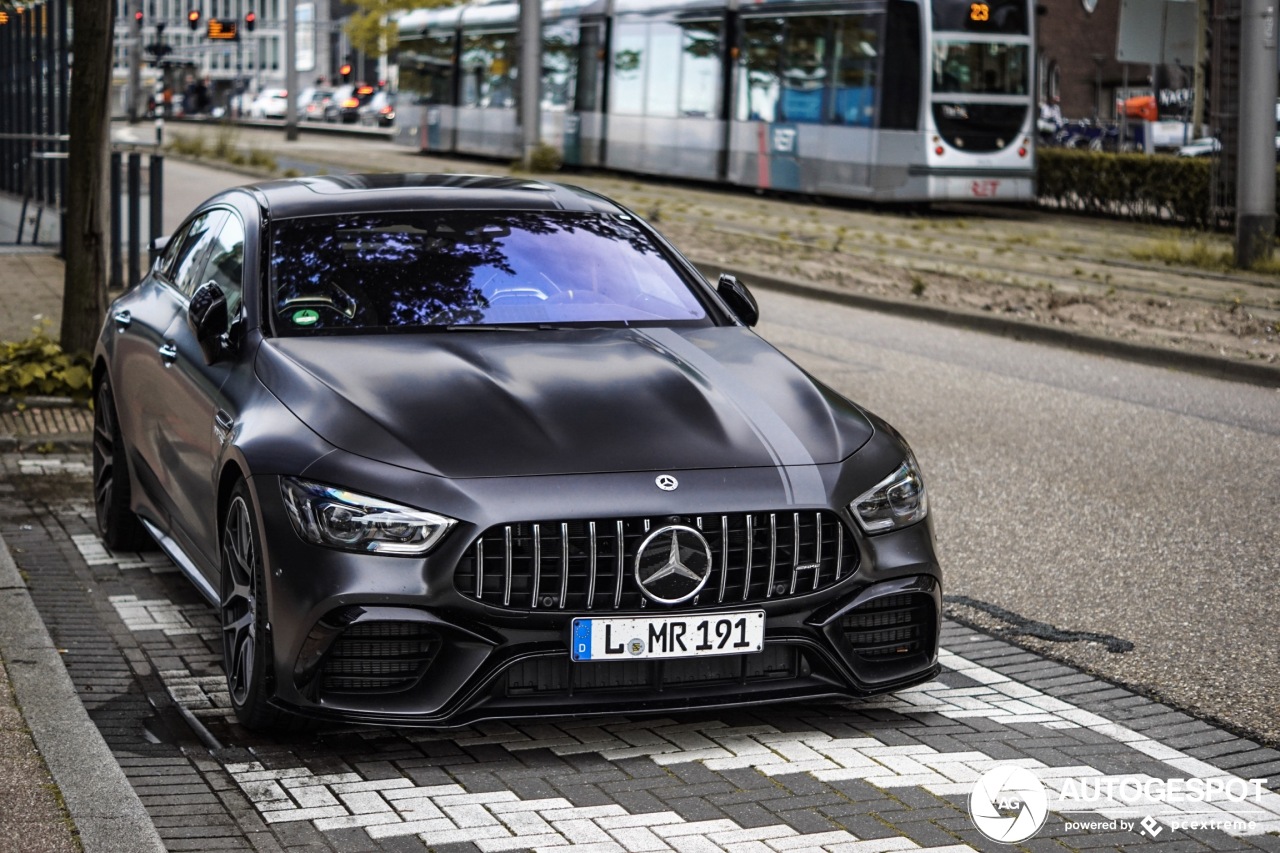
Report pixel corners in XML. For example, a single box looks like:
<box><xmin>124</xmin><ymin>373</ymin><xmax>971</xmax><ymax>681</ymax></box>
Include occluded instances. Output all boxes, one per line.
<box><xmin>840</xmin><ymin>593</ymin><xmax>935</xmax><ymax>661</ymax></box>
<box><xmin>505</xmin><ymin>645</ymin><xmax>807</xmax><ymax>697</ymax></box>
<box><xmin>319</xmin><ymin>621</ymin><xmax>441</xmax><ymax>694</ymax></box>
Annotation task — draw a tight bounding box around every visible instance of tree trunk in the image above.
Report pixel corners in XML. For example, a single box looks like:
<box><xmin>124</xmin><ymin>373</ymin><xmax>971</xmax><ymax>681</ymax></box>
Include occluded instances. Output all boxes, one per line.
<box><xmin>60</xmin><ymin>0</ymin><xmax>115</xmax><ymax>355</ymax></box>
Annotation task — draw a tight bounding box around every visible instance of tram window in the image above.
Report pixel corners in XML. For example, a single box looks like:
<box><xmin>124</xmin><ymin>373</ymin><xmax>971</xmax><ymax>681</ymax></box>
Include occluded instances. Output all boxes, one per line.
<box><xmin>780</xmin><ymin>17</ymin><xmax>830</xmax><ymax>123</ymax></box>
<box><xmin>833</xmin><ymin>14</ymin><xmax>881</xmax><ymax>126</ymax></box>
<box><xmin>737</xmin><ymin>17</ymin><xmax>783</xmax><ymax>122</ymax></box>
<box><xmin>544</xmin><ymin>23</ymin><xmax>578</xmax><ymax>109</ymax></box>
<box><xmin>932</xmin><ymin>41</ymin><xmax>1028</xmax><ymax>95</ymax></box>
<box><xmin>400</xmin><ymin>36</ymin><xmax>455</xmax><ymax>106</ymax></box>
<box><xmin>461</xmin><ymin>32</ymin><xmax>517</xmax><ymax>108</ymax></box>
<box><xmin>611</xmin><ymin>21</ymin><xmax>646</xmax><ymax>113</ymax></box>
<box><xmin>680</xmin><ymin>21</ymin><xmax>721</xmax><ymax>118</ymax></box>
<box><xmin>932</xmin><ymin>0</ymin><xmax>1027</xmax><ymax>33</ymax></box>
<box><xmin>646</xmin><ymin>22</ymin><xmax>683</xmax><ymax>117</ymax></box>
<box><xmin>576</xmin><ymin>24</ymin><xmax>603</xmax><ymax>112</ymax></box>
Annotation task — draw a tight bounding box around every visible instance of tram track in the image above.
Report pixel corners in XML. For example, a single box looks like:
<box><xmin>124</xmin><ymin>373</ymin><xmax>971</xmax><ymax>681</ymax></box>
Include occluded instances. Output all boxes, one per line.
<box><xmin>679</xmin><ymin>218</ymin><xmax>1280</xmax><ymax>320</ymax></box>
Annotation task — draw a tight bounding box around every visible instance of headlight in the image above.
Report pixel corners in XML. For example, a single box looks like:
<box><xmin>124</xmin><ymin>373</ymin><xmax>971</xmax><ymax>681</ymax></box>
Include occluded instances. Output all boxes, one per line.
<box><xmin>280</xmin><ymin>477</ymin><xmax>456</xmax><ymax>555</ymax></box>
<box><xmin>850</xmin><ymin>451</ymin><xmax>928</xmax><ymax>533</ymax></box>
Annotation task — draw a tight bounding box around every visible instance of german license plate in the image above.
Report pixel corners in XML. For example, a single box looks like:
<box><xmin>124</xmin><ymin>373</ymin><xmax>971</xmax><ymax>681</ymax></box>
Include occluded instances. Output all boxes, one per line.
<box><xmin>571</xmin><ymin>611</ymin><xmax>765</xmax><ymax>662</ymax></box>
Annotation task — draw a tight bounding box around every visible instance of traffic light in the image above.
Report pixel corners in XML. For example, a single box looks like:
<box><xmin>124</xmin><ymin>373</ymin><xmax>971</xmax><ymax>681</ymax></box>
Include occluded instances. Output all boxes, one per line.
<box><xmin>244</xmin><ymin>11</ymin><xmax>255</xmax><ymax>30</ymax></box>
<box><xmin>134</xmin><ymin>9</ymin><xmax>144</xmax><ymax>27</ymax></box>
<box><xmin>187</xmin><ymin>9</ymin><xmax>200</xmax><ymax>30</ymax></box>
<box><xmin>339</xmin><ymin>62</ymin><xmax>352</xmax><ymax>82</ymax></box>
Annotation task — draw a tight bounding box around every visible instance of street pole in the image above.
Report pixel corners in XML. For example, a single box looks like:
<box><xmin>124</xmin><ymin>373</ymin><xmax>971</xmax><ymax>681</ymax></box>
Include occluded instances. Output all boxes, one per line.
<box><xmin>285</xmin><ymin>0</ymin><xmax>298</xmax><ymax>141</ymax></box>
<box><xmin>1192</xmin><ymin>0</ymin><xmax>1208</xmax><ymax>138</ymax></box>
<box><xmin>128</xmin><ymin>0</ymin><xmax>143</xmax><ymax>122</ymax></box>
<box><xmin>518</xmin><ymin>0</ymin><xmax>541</xmax><ymax>167</ymax></box>
<box><xmin>1235</xmin><ymin>0</ymin><xmax>1277</xmax><ymax>267</ymax></box>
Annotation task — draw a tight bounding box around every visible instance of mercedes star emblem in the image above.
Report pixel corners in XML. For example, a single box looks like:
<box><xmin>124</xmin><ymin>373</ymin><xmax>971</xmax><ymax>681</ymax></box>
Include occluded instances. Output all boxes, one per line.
<box><xmin>655</xmin><ymin>474</ymin><xmax>679</xmax><ymax>491</ymax></box>
<box><xmin>634</xmin><ymin>525</ymin><xmax>712</xmax><ymax>604</ymax></box>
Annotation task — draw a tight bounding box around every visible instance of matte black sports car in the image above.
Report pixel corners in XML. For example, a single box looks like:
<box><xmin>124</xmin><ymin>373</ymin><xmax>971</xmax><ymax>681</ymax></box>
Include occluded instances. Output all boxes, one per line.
<box><xmin>93</xmin><ymin>174</ymin><xmax>941</xmax><ymax>729</ymax></box>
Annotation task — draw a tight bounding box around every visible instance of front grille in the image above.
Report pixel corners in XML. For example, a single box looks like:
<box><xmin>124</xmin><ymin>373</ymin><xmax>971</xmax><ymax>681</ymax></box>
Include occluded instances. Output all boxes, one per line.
<box><xmin>319</xmin><ymin>621</ymin><xmax>442</xmax><ymax>694</ymax></box>
<box><xmin>840</xmin><ymin>593</ymin><xmax>934</xmax><ymax>661</ymax></box>
<box><xmin>505</xmin><ymin>645</ymin><xmax>807</xmax><ymax>696</ymax></box>
<box><xmin>456</xmin><ymin>512</ymin><xmax>857</xmax><ymax>611</ymax></box>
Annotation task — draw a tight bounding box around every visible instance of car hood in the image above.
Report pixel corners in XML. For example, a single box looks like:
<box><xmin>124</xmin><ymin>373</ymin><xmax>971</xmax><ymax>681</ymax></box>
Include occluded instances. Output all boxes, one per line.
<box><xmin>255</xmin><ymin>326</ymin><xmax>873</xmax><ymax>479</ymax></box>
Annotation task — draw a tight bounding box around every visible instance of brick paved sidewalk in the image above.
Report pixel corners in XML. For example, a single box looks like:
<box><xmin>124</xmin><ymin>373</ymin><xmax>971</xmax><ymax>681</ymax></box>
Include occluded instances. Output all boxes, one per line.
<box><xmin>2</xmin><ymin>448</ymin><xmax>1279</xmax><ymax>853</ymax></box>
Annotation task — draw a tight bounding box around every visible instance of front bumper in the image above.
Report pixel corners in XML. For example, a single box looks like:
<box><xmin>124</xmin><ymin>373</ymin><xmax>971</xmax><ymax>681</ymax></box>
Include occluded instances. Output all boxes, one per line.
<box><xmin>247</xmin><ymin>461</ymin><xmax>943</xmax><ymax>727</ymax></box>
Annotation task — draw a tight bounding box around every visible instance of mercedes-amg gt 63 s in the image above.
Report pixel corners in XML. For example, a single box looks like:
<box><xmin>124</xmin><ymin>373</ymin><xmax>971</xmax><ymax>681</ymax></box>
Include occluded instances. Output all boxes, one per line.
<box><xmin>93</xmin><ymin>174</ymin><xmax>940</xmax><ymax>729</ymax></box>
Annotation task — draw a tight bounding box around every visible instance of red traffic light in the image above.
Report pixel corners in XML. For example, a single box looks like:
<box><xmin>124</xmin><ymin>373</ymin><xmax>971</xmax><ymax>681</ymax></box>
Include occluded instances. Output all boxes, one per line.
<box><xmin>244</xmin><ymin>11</ymin><xmax>255</xmax><ymax>30</ymax></box>
<box><xmin>187</xmin><ymin>9</ymin><xmax>200</xmax><ymax>29</ymax></box>
<box><xmin>134</xmin><ymin>9</ymin><xmax>144</xmax><ymax>24</ymax></box>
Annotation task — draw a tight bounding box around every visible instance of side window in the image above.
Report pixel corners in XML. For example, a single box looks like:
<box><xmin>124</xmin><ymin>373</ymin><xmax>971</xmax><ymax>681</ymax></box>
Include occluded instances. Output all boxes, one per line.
<box><xmin>172</xmin><ymin>209</ymin><xmax>229</xmax><ymax>298</ymax></box>
<box><xmin>195</xmin><ymin>213</ymin><xmax>246</xmax><ymax>324</ymax></box>
<box><xmin>157</xmin><ymin>219</ymin><xmax>195</xmax><ymax>281</ymax></box>
<box><xmin>737</xmin><ymin>18</ymin><xmax>783</xmax><ymax>122</ymax></box>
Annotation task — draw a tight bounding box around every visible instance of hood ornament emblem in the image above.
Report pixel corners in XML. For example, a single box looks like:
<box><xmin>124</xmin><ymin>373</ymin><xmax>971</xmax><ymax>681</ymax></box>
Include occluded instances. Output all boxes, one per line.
<box><xmin>655</xmin><ymin>474</ymin><xmax>678</xmax><ymax>491</ymax></box>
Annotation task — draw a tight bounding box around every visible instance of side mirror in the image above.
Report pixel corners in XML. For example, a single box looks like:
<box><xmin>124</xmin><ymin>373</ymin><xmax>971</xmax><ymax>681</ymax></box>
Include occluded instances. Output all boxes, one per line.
<box><xmin>717</xmin><ymin>273</ymin><xmax>759</xmax><ymax>327</ymax></box>
<box><xmin>188</xmin><ymin>280</ymin><xmax>229</xmax><ymax>364</ymax></box>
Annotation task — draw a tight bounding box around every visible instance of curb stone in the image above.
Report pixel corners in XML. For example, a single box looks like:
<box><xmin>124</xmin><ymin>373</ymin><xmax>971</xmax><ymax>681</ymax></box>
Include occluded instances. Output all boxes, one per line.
<box><xmin>0</xmin><ymin>531</ymin><xmax>166</xmax><ymax>853</ymax></box>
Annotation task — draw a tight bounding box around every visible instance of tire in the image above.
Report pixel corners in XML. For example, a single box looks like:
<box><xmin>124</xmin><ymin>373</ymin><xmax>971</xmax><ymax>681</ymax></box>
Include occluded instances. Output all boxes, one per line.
<box><xmin>221</xmin><ymin>480</ymin><xmax>288</xmax><ymax>730</ymax></box>
<box><xmin>92</xmin><ymin>376</ymin><xmax>153</xmax><ymax>551</ymax></box>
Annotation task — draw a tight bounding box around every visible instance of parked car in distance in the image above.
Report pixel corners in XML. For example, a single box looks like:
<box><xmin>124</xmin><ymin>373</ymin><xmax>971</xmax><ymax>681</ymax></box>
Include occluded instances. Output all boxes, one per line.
<box><xmin>1177</xmin><ymin>135</ymin><xmax>1280</xmax><ymax>157</ymax></box>
<box><xmin>298</xmin><ymin>87</ymin><xmax>335</xmax><ymax>122</ymax></box>
<box><xmin>358</xmin><ymin>91</ymin><xmax>396</xmax><ymax>127</ymax></box>
<box><xmin>324</xmin><ymin>84</ymin><xmax>376</xmax><ymax>123</ymax></box>
<box><xmin>92</xmin><ymin>174</ymin><xmax>942</xmax><ymax>729</ymax></box>
<box><xmin>249</xmin><ymin>88</ymin><xmax>289</xmax><ymax>120</ymax></box>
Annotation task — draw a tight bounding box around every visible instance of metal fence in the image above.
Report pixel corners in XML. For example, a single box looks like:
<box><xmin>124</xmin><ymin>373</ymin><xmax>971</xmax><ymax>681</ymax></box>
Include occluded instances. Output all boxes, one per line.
<box><xmin>0</xmin><ymin>0</ymin><xmax>71</xmax><ymax>247</ymax></box>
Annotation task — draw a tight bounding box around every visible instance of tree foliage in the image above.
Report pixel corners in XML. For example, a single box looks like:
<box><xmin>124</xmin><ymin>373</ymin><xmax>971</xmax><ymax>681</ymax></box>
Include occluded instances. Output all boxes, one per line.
<box><xmin>344</xmin><ymin>0</ymin><xmax>459</xmax><ymax>57</ymax></box>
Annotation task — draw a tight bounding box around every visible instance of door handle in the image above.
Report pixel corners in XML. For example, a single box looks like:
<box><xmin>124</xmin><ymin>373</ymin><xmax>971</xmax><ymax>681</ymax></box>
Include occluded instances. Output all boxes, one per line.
<box><xmin>158</xmin><ymin>342</ymin><xmax>178</xmax><ymax>364</ymax></box>
<box><xmin>213</xmin><ymin>410</ymin><xmax>235</xmax><ymax>446</ymax></box>
<box><xmin>113</xmin><ymin>310</ymin><xmax>132</xmax><ymax>330</ymax></box>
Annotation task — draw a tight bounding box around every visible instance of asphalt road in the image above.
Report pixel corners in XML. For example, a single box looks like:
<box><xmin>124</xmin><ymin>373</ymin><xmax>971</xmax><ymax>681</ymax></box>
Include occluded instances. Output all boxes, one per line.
<box><xmin>754</xmin><ymin>289</ymin><xmax>1280</xmax><ymax>744</ymax></box>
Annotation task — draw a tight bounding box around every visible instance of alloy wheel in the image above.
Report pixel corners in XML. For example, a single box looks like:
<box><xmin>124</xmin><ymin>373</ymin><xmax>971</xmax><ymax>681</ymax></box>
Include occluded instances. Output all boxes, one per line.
<box><xmin>221</xmin><ymin>495</ymin><xmax>259</xmax><ymax>707</ymax></box>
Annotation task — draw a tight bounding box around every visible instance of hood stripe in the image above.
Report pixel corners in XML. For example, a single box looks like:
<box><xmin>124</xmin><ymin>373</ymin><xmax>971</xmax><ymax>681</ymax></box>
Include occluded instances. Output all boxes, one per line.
<box><xmin>638</xmin><ymin>329</ymin><xmax>827</xmax><ymax>506</ymax></box>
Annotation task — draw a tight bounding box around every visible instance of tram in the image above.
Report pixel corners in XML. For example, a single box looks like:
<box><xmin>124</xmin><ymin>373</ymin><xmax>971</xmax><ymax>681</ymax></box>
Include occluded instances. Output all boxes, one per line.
<box><xmin>394</xmin><ymin>0</ymin><xmax>1035</xmax><ymax>202</ymax></box>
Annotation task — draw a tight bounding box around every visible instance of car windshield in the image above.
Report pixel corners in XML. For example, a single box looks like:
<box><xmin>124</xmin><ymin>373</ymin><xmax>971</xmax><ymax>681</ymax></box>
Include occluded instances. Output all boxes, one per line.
<box><xmin>269</xmin><ymin>211</ymin><xmax>712</xmax><ymax>334</ymax></box>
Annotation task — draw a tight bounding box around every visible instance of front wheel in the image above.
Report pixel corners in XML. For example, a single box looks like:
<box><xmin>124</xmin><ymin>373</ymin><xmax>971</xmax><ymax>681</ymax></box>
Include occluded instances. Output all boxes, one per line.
<box><xmin>221</xmin><ymin>480</ymin><xmax>287</xmax><ymax>730</ymax></box>
<box><xmin>92</xmin><ymin>376</ymin><xmax>153</xmax><ymax>551</ymax></box>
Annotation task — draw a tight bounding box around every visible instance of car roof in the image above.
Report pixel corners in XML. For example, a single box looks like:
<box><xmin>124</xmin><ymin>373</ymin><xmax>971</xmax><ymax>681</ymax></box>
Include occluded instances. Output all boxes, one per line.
<box><xmin>221</xmin><ymin>173</ymin><xmax>628</xmax><ymax>219</ymax></box>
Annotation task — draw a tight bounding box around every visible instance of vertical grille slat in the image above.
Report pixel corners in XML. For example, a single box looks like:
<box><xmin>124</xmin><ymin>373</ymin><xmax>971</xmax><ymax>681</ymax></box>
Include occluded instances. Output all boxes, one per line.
<box><xmin>613</xmin><ymin>520</ymin><xmax>624</xmax><ymax>608</ymax></box>
<box><xmin>813</xmin><ymin>512</ymin><xmax>823</xmax><ymax>591</ymax></box>
<box><xmin>766</xmin><ymin>513</ymin><xmax>777</xmax><ymax>599</ymax></box>
<box><xmin>559</xmin><ymin>523</ymin><xmax>570</xmax><ymax>609</ymax></box>
<box><xmin>587</xmin><ymin>521</ymin><xmax>598</xmax><ymax>610</ymax></box>
<box><xmin>461</xmin><ymin>511</ymin><xmax>857</xmax><ymax>612</ymax></box>
<box><xmin>718</xmin><ymin>515</ymin><xmax>728</xmax><ymax>604</ymax></box>
<box><xmin>503</xmin><ymin>526</ymin><xmax>513</xmax><ymax>607</ymax></box>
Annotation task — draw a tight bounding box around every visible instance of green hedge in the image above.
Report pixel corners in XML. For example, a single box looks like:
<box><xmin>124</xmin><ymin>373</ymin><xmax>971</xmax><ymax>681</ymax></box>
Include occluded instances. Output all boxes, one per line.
<box><xmin>1036</xmin><ymin>148</ymin><xmax>1280</xmax><ymax>229</ymax></box>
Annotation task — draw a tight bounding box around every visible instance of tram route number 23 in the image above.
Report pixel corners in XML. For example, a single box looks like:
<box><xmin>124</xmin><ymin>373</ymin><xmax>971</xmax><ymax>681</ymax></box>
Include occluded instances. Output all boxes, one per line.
<box><xmin>971</xmin><ymin>179</ymin><xmax>1000</xmax><ymax>197</ymax></box>
<box><xmin>970</xmin><ymin>2</ymin><xmax>990</xmax><ymax>21</ymax></box>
